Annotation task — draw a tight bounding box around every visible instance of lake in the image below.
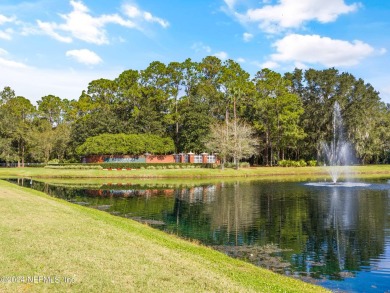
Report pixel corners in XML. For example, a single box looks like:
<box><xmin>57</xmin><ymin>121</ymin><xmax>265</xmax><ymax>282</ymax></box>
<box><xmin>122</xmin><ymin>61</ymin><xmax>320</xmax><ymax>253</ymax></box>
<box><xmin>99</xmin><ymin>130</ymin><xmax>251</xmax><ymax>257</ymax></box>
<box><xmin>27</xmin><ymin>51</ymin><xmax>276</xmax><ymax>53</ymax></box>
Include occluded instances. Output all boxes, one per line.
<box><xmin>11</xmin><ymin>178</ymin><xmax>390</xmax><ymax>292</ymax></box>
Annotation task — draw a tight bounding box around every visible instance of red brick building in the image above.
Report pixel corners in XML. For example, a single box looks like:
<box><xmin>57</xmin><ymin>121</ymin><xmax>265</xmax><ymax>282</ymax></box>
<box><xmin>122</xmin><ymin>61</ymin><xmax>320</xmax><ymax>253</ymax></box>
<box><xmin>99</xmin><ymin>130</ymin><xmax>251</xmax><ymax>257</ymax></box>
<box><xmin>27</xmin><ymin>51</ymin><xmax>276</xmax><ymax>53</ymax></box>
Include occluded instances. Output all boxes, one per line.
<box><xmin>82</xmin><ymin>153</ymin><xmax>219</xmax><ymax>164</ymax></box>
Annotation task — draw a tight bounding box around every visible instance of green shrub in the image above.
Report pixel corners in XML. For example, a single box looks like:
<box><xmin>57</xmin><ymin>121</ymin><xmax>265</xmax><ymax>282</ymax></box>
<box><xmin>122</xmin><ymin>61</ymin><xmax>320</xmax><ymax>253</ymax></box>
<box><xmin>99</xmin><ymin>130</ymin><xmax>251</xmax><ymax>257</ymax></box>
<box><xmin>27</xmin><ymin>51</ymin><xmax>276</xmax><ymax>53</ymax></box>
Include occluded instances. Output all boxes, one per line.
<box><xmin>225</xmin><ymin>162</ymin><xmax>235</xmax><ymax>168</ymax></box>
<box><xmin>25</xmin><ymin>163</ymin><xmax>46</xmax><ymax>168</ymax></box>
<box><xmin>76</xmin><ymin>133</ymin><xmax>175</xmax><ymax>156</ymax></box>
<box><xmin>44</xmin><ymin>165</ymin><xmax>103</xmax><ymax>170</ymax></box>
<box><xmin>307</xmin><ymin>160</ymin><xmax>317</xmax><ymax>167</ymax></box>
<box><xmin>278</xmin><ymin>160</ymin><xmax>288</xmax><ymax>167</ymax></box>
<box><xmin>239</xmin><ymin>162</ymin><xmax>250</xmax><ymax>168</ymax></box>
<box><xmin>44</xmin><ymin>162</ymin><xmax>215</xmax><ymax>169</ymax></box>
<box><xmin>99</xmin><ymin>162</ymin><xmax>202</xmax><ymax>169</ymax></box>
<box><xmin>298</xmin><ymin>160</ymin><xmax>307</xmax><ymax>167</ymax></box>
<box><xmin>278</xmin><ymin>160</ymin><xmax>307</xmax><ymax>167</ymax></box>
<box><xmin>47</xmin><ymin>159</ymin><xmax>59</xmax><ymax>165</ymax></box>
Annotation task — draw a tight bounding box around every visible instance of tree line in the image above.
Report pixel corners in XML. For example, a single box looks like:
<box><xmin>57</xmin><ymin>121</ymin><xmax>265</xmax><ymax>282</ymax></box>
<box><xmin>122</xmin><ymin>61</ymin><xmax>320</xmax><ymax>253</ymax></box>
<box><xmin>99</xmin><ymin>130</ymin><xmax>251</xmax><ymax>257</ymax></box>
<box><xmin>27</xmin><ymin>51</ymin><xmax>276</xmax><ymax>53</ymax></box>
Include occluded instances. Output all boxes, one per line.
<box><xmin>1</xmin><ymin>56</ymin><xmax>390</xmax><ymax>167</ymax></box>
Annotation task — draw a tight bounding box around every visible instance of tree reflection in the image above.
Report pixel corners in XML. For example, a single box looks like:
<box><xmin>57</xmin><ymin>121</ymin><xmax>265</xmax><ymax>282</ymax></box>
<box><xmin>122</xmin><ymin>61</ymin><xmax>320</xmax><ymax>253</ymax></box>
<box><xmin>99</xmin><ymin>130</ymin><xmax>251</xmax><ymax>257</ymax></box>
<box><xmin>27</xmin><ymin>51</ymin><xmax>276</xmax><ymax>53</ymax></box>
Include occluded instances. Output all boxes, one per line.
<box><xmin>10</xmin><ymin>179</ymin><xmax>389</xmax><ymax>281</ymax></box>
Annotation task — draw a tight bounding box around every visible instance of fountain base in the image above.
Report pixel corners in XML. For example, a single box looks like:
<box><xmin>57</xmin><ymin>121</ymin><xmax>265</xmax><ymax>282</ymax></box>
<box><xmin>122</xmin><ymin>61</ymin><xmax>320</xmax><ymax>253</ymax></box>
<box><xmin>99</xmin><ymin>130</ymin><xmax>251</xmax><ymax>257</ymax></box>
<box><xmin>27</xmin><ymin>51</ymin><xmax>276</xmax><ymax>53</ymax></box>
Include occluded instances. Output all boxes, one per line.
<box><xmin>305</xmin><ymin>182</ymin><xmax>371</xmax><ymax>188</ymax></box>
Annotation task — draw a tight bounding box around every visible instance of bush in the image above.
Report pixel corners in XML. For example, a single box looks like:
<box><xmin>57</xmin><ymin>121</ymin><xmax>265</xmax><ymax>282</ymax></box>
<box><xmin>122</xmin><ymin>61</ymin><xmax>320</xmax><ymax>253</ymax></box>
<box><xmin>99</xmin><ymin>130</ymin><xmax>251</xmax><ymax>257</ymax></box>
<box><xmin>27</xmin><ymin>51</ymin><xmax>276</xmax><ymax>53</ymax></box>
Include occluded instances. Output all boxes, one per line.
<box><xmin>225</xmin><ymin>162</ymin><xmax>235</xmax><ymax>168</ymax></box>
<box><xmin>76</xmin><ymin>133</ymin><xmax>175</xmax><ymax>156</ymax></box>
<box><xmin>47</xmin><ymin>159</ymin><xmax>59</xmax><ymax>165</ymax></box>
<box><xmin>239</xmin><ymin>162</ymin><xmax>250</xmax><ymax>168</ymax></box>
<box><xmin>41</xmin><ymin>162</ymin><xmax>216</xmax><ymax>169</ymax></box>
<box><xmin>278</xmin><ymin>160</ymin><xmax>289</xmax><ymax>167</ymax></box>
<box><xmin>298</xmin><ymin>160</ymin><xmax>307</xmax><ymax>167</ymax></box>
<box><xmin>279</xmin><ymin>159</ymin><xmax>313</xmax><ymax>167</ymax></box>
<box><xmin>44</xmin><ymin>165</ymin><xmax>103</xmax><ymax>170</ymax></box>
<box><xmin>307</xmin><ymin>160</ymin><xmax>317</xmax><ymax>167</ymax></box>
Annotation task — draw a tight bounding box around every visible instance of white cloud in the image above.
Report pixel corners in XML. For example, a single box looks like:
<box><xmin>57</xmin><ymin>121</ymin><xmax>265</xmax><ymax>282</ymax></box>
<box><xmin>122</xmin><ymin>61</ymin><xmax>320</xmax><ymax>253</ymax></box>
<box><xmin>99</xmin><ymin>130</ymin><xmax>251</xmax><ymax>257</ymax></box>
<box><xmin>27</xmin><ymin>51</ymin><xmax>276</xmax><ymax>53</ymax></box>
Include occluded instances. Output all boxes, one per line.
<box><xmin>37</xmin><ymin>20</ymin><xmax>73</xmax><ymax>43</ymax></box>
<box><xmin>382</xmin><ymin>85</ymin><xmax>390</xmax><ymax>97</ymax></box>
<box><xmin>0</xmin><ymin>48</ymin><xmax>29</xmax><ymax>69</ymax></box>
<box><xmin>243</xmin><ymin>32</ymin><xmax>253</xmax><ymax>42</ymax></box>
<box><xmin>122</xmin><ymin>4</ymin><xmax>169</xmax><ymax>28</ymax></box>
<box><xmin>37</xmin><ymin>0</ymin><xmax>168</xmax><ymax>45</ymax></box>
<box><xmin>0</xmin><ymin>14</ymin><xmax>15</xmax><ymax>25</ymax></box>
<box><xmin>191</xmin><ymin>42</ymin><xmax>212</xmax><ymax>53</ymax></box>
<box><xmin>228</xmin><ymin>0</ymin><xmax>359</xmax><ymax>33</ymax></box>
<box><xmin>0</xmin><ymin>57</ymin><xmax>29</xmax><ymax>69</ymax></box>
<box><xmin>294</xmin><ymin>62</ymin><xmax>309</xmax><ymax>70</ymax></box>
<box><xmin>224</xmin><ymin>0</ymin><xmax>237</xmax><ymax>10</ymax></box>
<box><xmin>143</xmin><ymin>11</ymin><xmax>169</xmax><ymax>28</ymax></box>
<box><xmin>214</xmin><ymin>51</ymin><xmax>228</xmax><ymax>60</ymax></box>
<box><xmin>191</xmin><ymin>43</ymin><xmax>229</xmax><ymax>61</ymax></box>
<box><xmin>66</xmin><ymin>49</ymin><xmax>102</xmax><ymax>65</ymax></box>
<box><xmin>237</xmin><ymin>57</ymin><xmax>246</xmax><ymax>63</ymax></box>
<box><xmin>123</xmin><ymin>6</ymin><xmax>141</xmax><ymax>18</ymax></box>
<box><xmin>37</xmin><ymin>0</ymin><xmax>135</xmax><ymax>44</ymax></box>
<box><xmin>0</xmin><ymin>65</ymin><xmax>121</xmax><ymax>103</ymax></box>
<box><xmin>269</xmin><ymin>34</ymin><xmax>375</xmax><ymax>67</ymax></box>
<box><xmin>261</xmin><ymin>60</ymin><xmax>279</xmax><ymax>69</ymax></box>
<box><xmin>0</xmin><ymin>15</ymin><xmax>17</xmax><ymax>40</ymax></box>
<box><xmin>0</xmin><ymin>28</ymin><xmax>13</xmax><ymax>40</ymax></box>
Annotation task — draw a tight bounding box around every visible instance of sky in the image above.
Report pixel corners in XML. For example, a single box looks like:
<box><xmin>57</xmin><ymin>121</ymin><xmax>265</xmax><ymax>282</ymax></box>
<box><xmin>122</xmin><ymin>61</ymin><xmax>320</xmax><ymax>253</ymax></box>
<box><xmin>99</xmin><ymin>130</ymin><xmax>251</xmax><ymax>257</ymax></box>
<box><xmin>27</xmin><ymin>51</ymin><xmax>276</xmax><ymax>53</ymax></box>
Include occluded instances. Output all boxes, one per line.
<box><xmin>0</xmin><ymin>0</ymin><xmax>389</xmax><ymax>104</ymax></box>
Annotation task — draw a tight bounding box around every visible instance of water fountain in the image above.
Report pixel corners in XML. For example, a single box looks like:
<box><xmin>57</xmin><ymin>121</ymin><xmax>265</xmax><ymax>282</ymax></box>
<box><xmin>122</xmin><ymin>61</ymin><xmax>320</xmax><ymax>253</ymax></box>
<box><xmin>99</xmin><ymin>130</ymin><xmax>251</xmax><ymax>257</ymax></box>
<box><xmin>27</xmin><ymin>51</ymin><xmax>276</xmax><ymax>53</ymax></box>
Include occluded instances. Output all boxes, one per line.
<box><xmin>321</xmin><ymin>102</ymin><xmax>350</xmax><ymax>184</ymax></box>
<box><xmin>307</xmin><ymin>102</ymin><xmax>370</xmax><ymax>187</ymax></box>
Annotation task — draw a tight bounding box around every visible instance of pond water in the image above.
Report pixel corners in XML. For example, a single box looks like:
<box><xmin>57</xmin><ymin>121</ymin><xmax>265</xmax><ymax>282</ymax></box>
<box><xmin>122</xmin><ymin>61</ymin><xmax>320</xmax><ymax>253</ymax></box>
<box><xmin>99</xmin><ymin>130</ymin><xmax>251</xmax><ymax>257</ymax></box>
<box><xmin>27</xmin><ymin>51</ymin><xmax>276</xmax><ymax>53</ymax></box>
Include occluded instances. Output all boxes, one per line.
<box><xmin>10</xmin><ymin>178</ymin><xmax>390</xmax><ymax>292</ymax></box>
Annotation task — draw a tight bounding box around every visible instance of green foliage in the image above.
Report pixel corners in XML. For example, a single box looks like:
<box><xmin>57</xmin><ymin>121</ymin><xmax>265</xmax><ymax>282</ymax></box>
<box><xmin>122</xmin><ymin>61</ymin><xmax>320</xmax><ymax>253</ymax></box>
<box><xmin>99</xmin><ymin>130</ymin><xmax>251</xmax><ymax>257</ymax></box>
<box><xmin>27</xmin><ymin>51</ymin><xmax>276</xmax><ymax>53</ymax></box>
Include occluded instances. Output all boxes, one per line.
<box><xmin>1</xmin><ymin>58</ymin><xmax>390</xmax><ymax>166</ymax></box>
<box><xmin>307</xmin><ymin>160</ymin><xmax>317</xmax><ymax>167</ymax></box>
<box><xmin>251</xmin><ymin>69</ymin><xmax>305</xmax><ymax>166</ymax></box>
<box><xmin>278</xmin><ymin>160</ymin><xmax>308</xmax><ymax>167</ymax></box>
<box><xmin>287</xmin><ymin>68</ymin><xmax>385</xmax><ymax>164</ymax></box>
<box><xmin>299</xmin><ymin>159</ymin><xmax>307</xmax><ymax>167</ymax></box>
<box><xmin>76</xmin><ymin>133</ymin><xmax>175</xmax><ymax>156</ymax></box>
<box><xmin>177</xmin><ymin>96</ymin><xmax>213</xmax><ymax>153</ymax></box>
<box><xmin>0</xmin><ymin>91</ymin><xmax>36</xmax><ymax>166</ymax></box>
<box><xmin>99</xmin><ymin>162</ymin><xmax>205</xmax><ymax>169</ymax></box>
<box><xmin>37</xmin><ymin>95</ymin><xmax>63</xmax><ymax>126</ymax></box>
<box><xmin>223</xmin><ymin>162</ymin><xmax>251</xmax><ymax>168</ymax></box>
<box><xmin>44</xmin><ymin>165</ymin><xmax>103</xmax><ymax>170</ymax></box>
<box><xmin>239</xmin><ymin>162</ymin><xmax>250</xmax><ymax>168</ymax></box>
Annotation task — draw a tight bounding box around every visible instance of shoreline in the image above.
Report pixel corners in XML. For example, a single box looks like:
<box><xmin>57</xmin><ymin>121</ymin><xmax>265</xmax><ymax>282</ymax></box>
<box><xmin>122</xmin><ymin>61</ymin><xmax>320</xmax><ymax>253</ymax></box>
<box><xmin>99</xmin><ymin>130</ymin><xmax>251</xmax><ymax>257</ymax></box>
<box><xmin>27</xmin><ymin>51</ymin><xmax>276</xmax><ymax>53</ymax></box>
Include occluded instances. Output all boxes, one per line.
<box><xmin>1</xmin><ymin>165</ymin><xmax>390</xmax><ymax>180</ymax></box>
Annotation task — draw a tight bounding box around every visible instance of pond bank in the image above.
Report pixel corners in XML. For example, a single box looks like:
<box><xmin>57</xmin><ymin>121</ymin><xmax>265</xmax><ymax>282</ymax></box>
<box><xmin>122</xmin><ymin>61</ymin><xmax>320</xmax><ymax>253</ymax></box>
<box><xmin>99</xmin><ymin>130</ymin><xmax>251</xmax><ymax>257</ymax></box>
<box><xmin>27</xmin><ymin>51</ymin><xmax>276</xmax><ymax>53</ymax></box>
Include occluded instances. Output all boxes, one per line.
<box><xmin>1</xmin><ymin>165</ymin><xmax>390</xmax><ymax>180</ymax></box>
<box><xmin>0</xmin><ymin>180</ymin><xmax>328</xmax><ymax>292</ymax></box>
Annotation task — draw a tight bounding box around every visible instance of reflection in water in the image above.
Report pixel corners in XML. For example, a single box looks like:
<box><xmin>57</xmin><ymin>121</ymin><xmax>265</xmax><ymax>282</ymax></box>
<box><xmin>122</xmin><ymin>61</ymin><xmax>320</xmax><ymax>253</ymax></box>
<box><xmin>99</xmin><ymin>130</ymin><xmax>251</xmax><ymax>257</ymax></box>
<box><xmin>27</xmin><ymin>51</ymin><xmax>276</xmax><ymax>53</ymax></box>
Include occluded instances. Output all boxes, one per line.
<box><xmin>10</xmin><ymin>178</ymin><xmax>390</xmax><ymax>292</ymax></box>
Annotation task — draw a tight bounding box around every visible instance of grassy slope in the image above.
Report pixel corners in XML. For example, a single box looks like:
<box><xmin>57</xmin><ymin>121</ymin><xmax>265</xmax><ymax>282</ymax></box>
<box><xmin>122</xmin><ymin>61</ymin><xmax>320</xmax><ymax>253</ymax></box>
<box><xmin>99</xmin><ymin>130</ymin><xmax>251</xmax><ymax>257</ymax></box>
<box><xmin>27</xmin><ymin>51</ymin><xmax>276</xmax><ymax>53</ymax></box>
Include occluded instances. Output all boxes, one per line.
<box><xmin>1</xmin><ymin>165</ymin><xmax>390</xmax><ymax>180</ymax></box>
<box><xmin>0</xmin><ymin>180</ymin><xmax>328</xmax><ymax>293</ymax></box>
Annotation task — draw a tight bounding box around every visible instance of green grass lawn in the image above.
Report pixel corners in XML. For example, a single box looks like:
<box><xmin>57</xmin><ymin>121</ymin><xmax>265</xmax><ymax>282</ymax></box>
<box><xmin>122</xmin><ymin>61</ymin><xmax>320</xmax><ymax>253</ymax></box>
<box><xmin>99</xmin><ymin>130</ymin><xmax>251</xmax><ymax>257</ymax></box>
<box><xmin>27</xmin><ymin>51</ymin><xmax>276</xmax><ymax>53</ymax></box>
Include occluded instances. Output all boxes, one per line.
<box><xmin>0</xmin><ymin>180</ymin><xmax>329</xmax><ymax>292</ymax></box>
<box><xmin>1</xmin><ymin>165</ymin><xmax>390</xmax><ymax>181</ymax></box>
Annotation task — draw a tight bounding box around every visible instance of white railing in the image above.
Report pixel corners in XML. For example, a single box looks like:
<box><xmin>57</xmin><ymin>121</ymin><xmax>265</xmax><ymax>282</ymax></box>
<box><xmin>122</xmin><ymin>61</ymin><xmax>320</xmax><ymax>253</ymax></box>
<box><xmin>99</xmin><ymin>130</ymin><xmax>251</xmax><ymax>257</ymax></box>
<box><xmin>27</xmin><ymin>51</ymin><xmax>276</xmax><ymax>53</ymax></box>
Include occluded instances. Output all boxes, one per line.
<box><xmin>194</xmin><ymin>155</ymin><xmax>202</xmax><ymax>163</ymax></box>
<box><xmin>207</xmin><ymin>155</ymin><xmax>216</xmax><ymax>163</ymax></box>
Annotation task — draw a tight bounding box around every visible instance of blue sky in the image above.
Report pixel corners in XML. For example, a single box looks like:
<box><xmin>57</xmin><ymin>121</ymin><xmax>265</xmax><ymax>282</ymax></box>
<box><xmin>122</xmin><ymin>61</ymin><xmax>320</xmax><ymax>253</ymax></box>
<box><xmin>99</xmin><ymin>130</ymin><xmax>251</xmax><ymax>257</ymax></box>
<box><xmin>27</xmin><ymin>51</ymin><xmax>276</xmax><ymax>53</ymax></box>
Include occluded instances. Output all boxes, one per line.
<box><xmin>0</xmin><ymin>0</ymin><xmax>389</xmax><ymax>104</ymax></box>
